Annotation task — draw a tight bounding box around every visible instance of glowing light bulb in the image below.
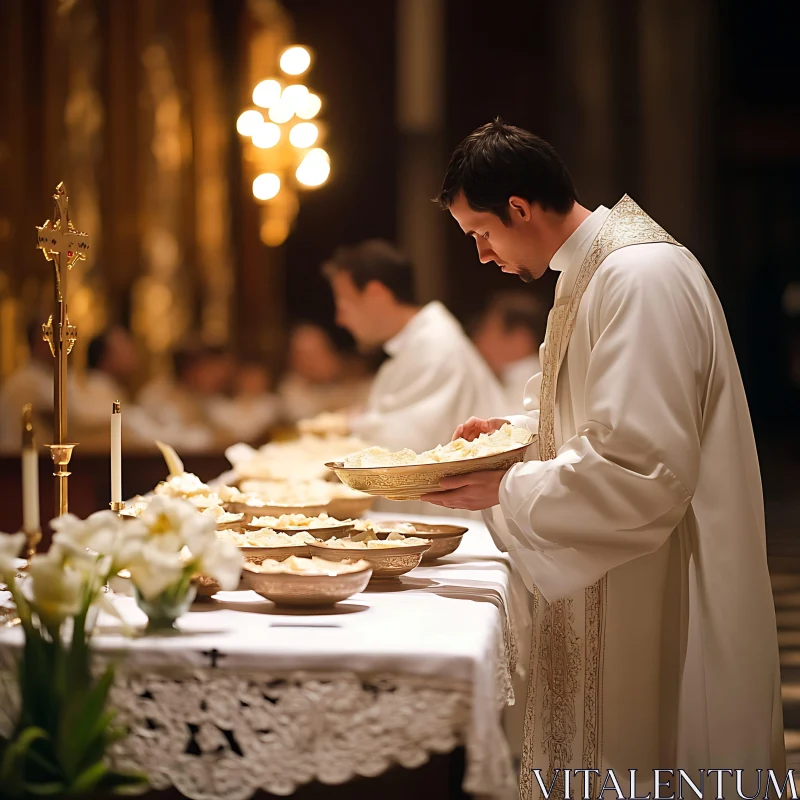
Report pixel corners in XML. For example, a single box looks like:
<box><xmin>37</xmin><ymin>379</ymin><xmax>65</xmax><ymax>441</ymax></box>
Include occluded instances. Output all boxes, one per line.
<box><xmin>296</xmin><ymin>148</ymin><xmax>330</xmax><ymax>187</ymax></box>
<box><xmin>281</xmin><ymin>84</ymin><xmax>309</xmax><ymax>112</ymax></box>
<box><xmin>236</xmin><ymin>109</ymin><xmax>264</xmax><ymax>136</ymax></box>
<box><xmin>252</xmin><ymin>173</ymin><xmax>281</xmax><ymax>200</ymax></box>
<box><xmin>296</xmin><ymin>93</ymin><xmax>322</xmax><ymax>120</ymax></box>
<box><xmin>252</xmin><ymin>122</ymin><xmax>281</xmax><ymax>149</ymax></box>
<box><xmin>252</xmin><ymin>79</ymin><xmax>282</xmax><ymax>108</ymax></box>
<box><xmin>268</xmin><ymin>99</ymin><xmax>294</xmax><ymax>124</ymax></box>
<box><xmin>280</xmin><ymin>46</ymin><xmax>311</xmax><ymax>76</ymax></box>
<box><xmin>289</xmin><ymin>122</ymin><xmax>319</xmax><ymax>149</ymax></box>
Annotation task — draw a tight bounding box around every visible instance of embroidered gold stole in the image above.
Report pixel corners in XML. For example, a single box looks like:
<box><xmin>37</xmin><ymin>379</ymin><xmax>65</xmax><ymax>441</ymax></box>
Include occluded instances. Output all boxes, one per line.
<box><xmin>519</xmin><ymin>195</ymin><xmax>680</xmax><ymax>799</ymax></box>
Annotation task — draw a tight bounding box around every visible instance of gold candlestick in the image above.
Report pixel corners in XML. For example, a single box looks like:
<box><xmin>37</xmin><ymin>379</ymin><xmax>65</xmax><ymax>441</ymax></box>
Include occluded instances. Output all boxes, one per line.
<box><xmin>36</xmin><ymin>182</ymin><xmax>90</xmax><ymax>518</ymax></box>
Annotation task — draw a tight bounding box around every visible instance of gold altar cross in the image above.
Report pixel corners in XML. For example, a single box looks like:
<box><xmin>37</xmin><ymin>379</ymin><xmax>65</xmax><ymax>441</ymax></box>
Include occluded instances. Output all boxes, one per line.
<box><xmin>35</xmin><ymin>182</ymin><xmax>90</xmax><ymax>517</ymax></box>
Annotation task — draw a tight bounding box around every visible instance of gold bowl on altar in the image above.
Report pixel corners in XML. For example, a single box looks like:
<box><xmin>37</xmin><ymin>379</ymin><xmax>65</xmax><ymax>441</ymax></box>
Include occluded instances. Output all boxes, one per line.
<box><xmin>373</xmin><ymin>521</ymin><xmax>469</xmax><ymax>562</ymax></box>
<box><xmin>240</xmin><ymin>557</ymin><xmax>372</xmax><ymax>607</ymax></box>
<box><xmin>327</xmin><ymin>493</ymin><xmax>375</xmax><ymax>520</ymax></box>
<box><xmin>237</xmin><ymin>544</ymin><xmax>310</xmax><ymax>566</ymax></box>
<box><xmin>226</xmin><ymin>501</ymin><xmax>328</xmax><ymax>518</ymax></box>
<box><xmin>325</xmin><ymin>436</ymin><xmax>535</xmax><ymax>501</ymax></box>
<box><xmin>306</xmin><ymin>539</ymin><xmax>430</xmax><ymax>580</ymax></box>
<box><xmin>193</xmin><ymin>573</ymin><xmax>234</xmax><ymax>598</ymax></box>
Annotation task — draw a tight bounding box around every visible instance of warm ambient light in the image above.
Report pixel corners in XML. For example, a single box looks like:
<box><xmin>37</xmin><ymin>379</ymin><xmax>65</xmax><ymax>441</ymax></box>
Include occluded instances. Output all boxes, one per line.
<box><xmin>296</xmin><ymin>148</ymin><xmax>330</xmax><ymax>187</ymax></box>
<box><xmin>268</xmin><ymin>99</ymin><xmax>294</xmax><ymax>124</ymax></box>
<box><xmin>252</xmin><ymin>173</ymin><xmax>281</xmax><ymax>200</ymax></box>
<box><xmin>252</xmin><ymin>79</ymin><xmax>282</xmax><ymax>108</ymax></box>
<box><xmin>252</xmin><ymin>122</ymin><xmax>281</xmax><ymax>149</ymax></box>
<box><xmin>295</xmin><ymin>93</ymin><xmax>321</xmax><ymax>120</ymax></box>
<box><xmin>236</xmin><ymin>109</ymin><xmax>264</xmax><ymax>136</ymax></box>
<box><xmin>281</xmin><ymin>84</ymin><xmax>309</xmax><ymax>113</ymax></box>
<box><xmin>289</xmin><ymin>122</ymin><xmax>318</xmax><ymax>149</ymax></box>
<box><xmin>280</xmin><ymin>46</ymin><xmax>311</xmax><ymax>76</ymax></box>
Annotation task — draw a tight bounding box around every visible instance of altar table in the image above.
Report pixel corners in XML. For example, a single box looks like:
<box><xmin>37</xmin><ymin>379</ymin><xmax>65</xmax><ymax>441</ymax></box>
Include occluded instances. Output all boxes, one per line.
<box><xmin>0</xmin><ymin>514</ymin><xmax>531</xmax><ymax>800</ymax></box>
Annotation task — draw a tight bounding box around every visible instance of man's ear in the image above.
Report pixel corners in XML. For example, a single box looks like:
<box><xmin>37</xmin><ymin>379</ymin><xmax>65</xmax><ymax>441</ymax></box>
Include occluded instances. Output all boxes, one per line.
<box><xmin>508</xmin><ymin>196</ymin><xmax>533</xmax><ymax>222</ymax></box>
<box><xmin>364</xmin><ymin>279</ymin><xmax>392</xmax><ymax>303</ymax></box>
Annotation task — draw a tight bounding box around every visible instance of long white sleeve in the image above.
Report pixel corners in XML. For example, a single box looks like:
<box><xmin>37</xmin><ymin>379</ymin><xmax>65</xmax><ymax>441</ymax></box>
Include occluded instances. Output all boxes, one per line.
<box><xmin>497</xmin><ymin>246</ymin><xmax>707</xmax><ymax>602</ymax></box>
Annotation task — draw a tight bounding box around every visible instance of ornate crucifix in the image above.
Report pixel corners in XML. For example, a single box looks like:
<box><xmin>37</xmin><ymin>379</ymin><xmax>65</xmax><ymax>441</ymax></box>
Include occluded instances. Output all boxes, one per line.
<box><xmin>36</xmin><ymin>182</ymin><xmax>91</xmax><ymax>517</ymax></box>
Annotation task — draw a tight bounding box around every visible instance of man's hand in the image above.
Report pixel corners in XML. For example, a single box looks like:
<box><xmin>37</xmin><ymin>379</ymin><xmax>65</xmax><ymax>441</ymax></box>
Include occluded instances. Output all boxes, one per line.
<box><xmin>421</xmin><ymin>470</ymin><xmax>507</xmax><ymax>511</ymax></box>
<box><xmin>451</xmin><ymin>417</ymin><xmax>511</xmax><ymax>442</ymax></box>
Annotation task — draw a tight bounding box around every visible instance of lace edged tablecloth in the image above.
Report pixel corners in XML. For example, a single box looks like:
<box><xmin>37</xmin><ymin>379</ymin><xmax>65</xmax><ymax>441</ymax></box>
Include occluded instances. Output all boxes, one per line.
<box><xmin>0</xmin><ymin>516</ymin><xmax>529</xmax><ymax>799</ymax></box>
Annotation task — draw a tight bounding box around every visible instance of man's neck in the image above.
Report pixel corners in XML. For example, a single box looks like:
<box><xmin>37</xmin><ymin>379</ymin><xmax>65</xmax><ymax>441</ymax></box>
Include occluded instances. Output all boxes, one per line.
<box><xmin>545</xmin><ymin>203</ymin><xmax>592</xmax><ymax>263</ymax></box>
<box><xmin>382</xmin><ymin>303</ymin><xmax>421</xmax><ymax>343</ymax></box>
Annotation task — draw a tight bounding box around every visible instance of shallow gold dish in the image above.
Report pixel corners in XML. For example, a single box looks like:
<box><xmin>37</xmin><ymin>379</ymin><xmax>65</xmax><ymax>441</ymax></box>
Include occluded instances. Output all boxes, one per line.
<box><xmin>325</xmin><ymin>436</ymin><xmax>534</xmax><ymax>501</ymax></box>
<box><xmin>226</xmin><ymin>502</ymin><xmax>328</xmax><ymax>517</ymax></box>
<box><xmin>246</xmin><ymin>522</ymin><xmax>355</xmax><ymax>541</ymax></box>
<box><xmin>306</xmin><ymin>540</ymin><xmax>430</xmax><ymax>580</ymax></box>
<box><xmin>240</xmin><ymin>560</ymin><xmax>372</xmax><ymax>607</ymax></box>
<box><xmin>374</xmin><ymin>521</ymin><xmax>469</xmax><ymax>562</ymax></box>
<box><xmin>237</xmin><ymin>544</ymin><xmax>310</xmax><ymax>566</ymax></box>
<box><xmin>327</xmin><ymin>495</ymin><xmax>375</xmax><ymax>520</ymax></box>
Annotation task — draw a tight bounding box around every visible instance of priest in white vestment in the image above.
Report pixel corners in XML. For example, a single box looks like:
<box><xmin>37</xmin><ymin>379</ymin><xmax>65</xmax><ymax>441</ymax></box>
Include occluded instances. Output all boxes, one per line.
<box><xmin>323</xmin><ymin>239</ymin><xmax>507</xmax><ymax>515</ymax></box>
<box><xmin>427</xmin><ymin>120</ymin><xmax>784</xmax><ymax>798</ymax></box>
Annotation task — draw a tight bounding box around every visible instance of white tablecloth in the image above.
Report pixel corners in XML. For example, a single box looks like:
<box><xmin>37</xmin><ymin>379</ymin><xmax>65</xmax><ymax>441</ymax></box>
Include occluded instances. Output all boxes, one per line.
<box><xmin>0</xmin><ymin>514</ymin><xmax>531</xmax><ymax>799</ymax></box>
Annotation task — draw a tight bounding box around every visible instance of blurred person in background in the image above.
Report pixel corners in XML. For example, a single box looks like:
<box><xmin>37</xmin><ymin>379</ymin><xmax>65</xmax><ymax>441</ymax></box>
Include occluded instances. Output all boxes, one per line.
<box><xmin>207</xmin><ymin>360</ymin><xmax>281</xmax><ymax>444</ymax></box>
<box><xmin>0</xmin><ymin>324</ymin><xmax>53</xmax><ymax>451</ymax></box>
<box><xmin>137</xmin><ymin>345</ymin><xmax>233</xmax><ymax>451</ymax></box>
<box><xmin>323</xmin><ymin>238</ymin><xmax>507</xmax><ymax>453</ymax></box>
<box><xmin>277</xmin><ymin>322</ymin><xmax>371</xmax><ymax>424</ymax></box>
<box><xmin>472</xmin><ymin>290</ymin><xmax>547</xmax><ymax>412</ymax></box>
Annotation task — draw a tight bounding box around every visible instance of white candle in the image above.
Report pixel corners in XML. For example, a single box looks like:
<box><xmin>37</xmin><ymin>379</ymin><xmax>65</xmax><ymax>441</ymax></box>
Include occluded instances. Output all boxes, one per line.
<box><xmin>22</xmin><ymin>448</ymin><xmax>39</xmax><ymax>533</ymax></box>
<box><xmin>111</xmin><ymin>400</ymin><xmax>122</xmax><ymax>504</ymax></box>
<box><xmin>21</xmin><ymin>405</ymin><xmax>39</xmax><ymax>533</ymax></box>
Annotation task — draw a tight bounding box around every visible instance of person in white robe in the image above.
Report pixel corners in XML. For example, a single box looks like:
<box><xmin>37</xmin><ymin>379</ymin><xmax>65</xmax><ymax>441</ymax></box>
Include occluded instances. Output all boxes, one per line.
<box><xmin>323</xmin><ymin>239</ymin><xmax>507</xmax><ymax>516</ymax></box>
<box><xmin>472</xmin><ymin>290</ymin><xmax>546</xmax><ymax>413</ymax></box>
<box><xmin>323</xmin><ymin>239</ymin><xmax>507</xmax><ymax>452</ymax></box>
<box><xmin>426</xmin><ymin>120</ymin><xmax>784</xmax><ymax>797</ymax></box>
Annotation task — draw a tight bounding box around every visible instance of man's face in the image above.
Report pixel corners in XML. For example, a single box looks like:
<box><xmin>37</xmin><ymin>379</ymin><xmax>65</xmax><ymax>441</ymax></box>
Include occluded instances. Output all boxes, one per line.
<box><xmin>329</xmin><ymin>271</ymin><xmax>382</xmax><ymax>348</ymax></box>
<box><xmin>448</xmin><ymin>192</ymin><xmax>548</xmax><ymax>282</ymax></box>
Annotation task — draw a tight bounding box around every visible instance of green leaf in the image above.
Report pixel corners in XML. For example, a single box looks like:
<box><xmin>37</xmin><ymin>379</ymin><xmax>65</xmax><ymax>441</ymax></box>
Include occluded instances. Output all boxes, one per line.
<box><xmin>57</xmin><ymin>665</ymin><xmax>115</xmax><ymax>776</ymax></box>
<box><xmin>95</xmin><ymin>768</ymin><xmax>150</xmax><ymax>792</ymax></box>
<box><xmin>69</xmin><ymin>760</ymin><xmax>107</xmax><ymax>792</ymax></box>
<box><xmin>0</xmin><ymin>725</ymin><xmax>48</xmax><ymax>782</ymax></box>
<box><xmin>20</xmin><ymin>780</ymin><xmax>68</xmax><ymax>795</ymax></box>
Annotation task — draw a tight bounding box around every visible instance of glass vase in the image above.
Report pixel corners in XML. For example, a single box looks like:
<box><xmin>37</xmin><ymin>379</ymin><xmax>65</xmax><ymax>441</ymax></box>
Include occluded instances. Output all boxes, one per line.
<box><xmin>134</xmin><ymin>580</ymin><xmax>197</xmax><ymax>634</ymax></box>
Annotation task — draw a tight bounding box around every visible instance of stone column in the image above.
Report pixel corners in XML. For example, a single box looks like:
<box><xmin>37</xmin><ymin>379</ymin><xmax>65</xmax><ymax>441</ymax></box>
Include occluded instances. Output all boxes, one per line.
<box><xmin>396</xmin><ymin>0</ymin><xmax>446</xmax><ymax>303</ymax></box>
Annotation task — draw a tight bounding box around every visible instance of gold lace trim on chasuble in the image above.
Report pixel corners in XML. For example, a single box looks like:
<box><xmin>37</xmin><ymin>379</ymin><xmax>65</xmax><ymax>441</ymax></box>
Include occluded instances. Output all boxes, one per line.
<box><xmin>519</xmin><ymin>196</ymin><xmax>680</xmax><ymax>800</ymax></box>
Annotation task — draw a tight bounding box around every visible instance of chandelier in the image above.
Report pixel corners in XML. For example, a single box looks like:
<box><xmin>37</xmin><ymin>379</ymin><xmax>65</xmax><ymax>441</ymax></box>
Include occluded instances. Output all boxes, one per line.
<box><xmin>237</xmin><ymin>45</ymin><xmax>329</xmax><ymax>247</ymax></box>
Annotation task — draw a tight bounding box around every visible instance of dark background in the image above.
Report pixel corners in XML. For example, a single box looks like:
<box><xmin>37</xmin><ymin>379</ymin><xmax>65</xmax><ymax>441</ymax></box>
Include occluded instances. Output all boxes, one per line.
<box><xmin>211</xmin><ymin>0</ymin><xmax>800</xmax><ymax>433</ymax></box>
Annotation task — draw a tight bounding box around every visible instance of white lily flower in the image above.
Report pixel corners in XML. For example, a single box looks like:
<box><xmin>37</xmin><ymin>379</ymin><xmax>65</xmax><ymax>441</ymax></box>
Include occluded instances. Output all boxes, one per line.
<box><xmin>52</xmin><ymin>510</ymin><xmax>142</xmax><ymax>573</ymax></box>
<box><xmin>27</xmin><ymin>549</ymin><xmax>84</xmax><ymax>628</ymax></box>
<box><xmin>0</xmin><ymin>532</ymin><xmax>26</xmax><ymax>579</ymax></box>
<box><xmin>137</xmin><ymin>496</ymin><xmax>212</xmax><ymax>552</ymax></box>
<box><xmin>196</xmin><ymin>538</ymin><xmax>244</xmax><ymax>591</ymax></box>
<box><xmin>127</xmin><ymin>543</ymin><xmax>185</xmax><ymax>601</ymax></box>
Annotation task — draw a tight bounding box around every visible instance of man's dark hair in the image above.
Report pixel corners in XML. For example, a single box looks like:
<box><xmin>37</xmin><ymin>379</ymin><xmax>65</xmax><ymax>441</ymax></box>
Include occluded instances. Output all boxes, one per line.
<box><xmin>87</xmin><ymin>331</ymin><xmax>110</xmax><ymax>371</ymax></box>
<box><xmin>435</xmin><ymin>119</ymin><xmax>578</xmax><ymax>223</ymax></box>
<box><xmin>322</xmin><ymin>239</ymin><xmax>416</xmax><ymax>305</ymax></box>
<box><xmin>486</xmin><ymin>291</ymin><xmax>548</xmax><ymax>343</ymax></box>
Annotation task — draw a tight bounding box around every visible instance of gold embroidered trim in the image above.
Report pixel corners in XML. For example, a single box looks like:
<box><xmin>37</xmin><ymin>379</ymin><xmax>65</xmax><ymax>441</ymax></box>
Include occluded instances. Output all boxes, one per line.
<box><xmin>519</xmin><ymin>196</ymin><xmax>678</xmax><ymax>794</ymax></box>
<box><xmin>539</xmin><ymin>597</ymin><xmax>580</xmax><ymax>796</ymax></box>
<box><xmin>538</xmin><ymin>194</ymin><xmax>680</xmax><ymax>462</ymax></box>
<box><xmin>582</xmin><ymin>575</ymin><xmax>607</xmax><ymax>794</ymax></box>
<box><xmin>519</xmin><ymin>586</ymin><xmax>540</xmax><ymax>800</ymax></box>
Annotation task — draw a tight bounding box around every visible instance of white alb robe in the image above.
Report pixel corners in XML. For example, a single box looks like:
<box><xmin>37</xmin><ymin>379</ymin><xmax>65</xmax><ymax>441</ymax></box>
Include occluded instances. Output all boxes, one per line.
<box><xmin>352</xmin><ymin>301</ymin><xmax>507</xmax><ymax>517</ymax></box>
<box><xmin>484</xmin><ymin>202</ymin><xmax>784</xmax><ymax>795</ymax></box>
<box><xmin>352</xmin><ymin>301</ymin><xmax>507</xmax><ymax>451</ymax></box>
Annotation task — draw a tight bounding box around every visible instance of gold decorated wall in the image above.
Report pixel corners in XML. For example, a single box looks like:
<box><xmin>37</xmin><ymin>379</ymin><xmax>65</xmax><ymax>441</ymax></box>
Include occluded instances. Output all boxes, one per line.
<box><xmin>0</xmin><ymin>0</ymin><xmax>241</xmax><ymax>382</ymax></box>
